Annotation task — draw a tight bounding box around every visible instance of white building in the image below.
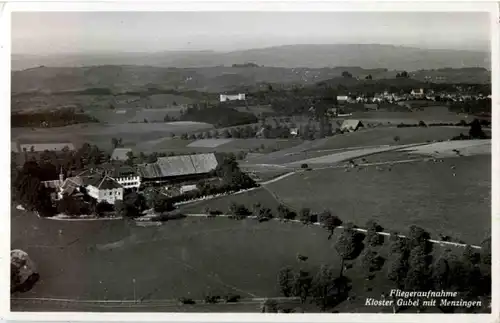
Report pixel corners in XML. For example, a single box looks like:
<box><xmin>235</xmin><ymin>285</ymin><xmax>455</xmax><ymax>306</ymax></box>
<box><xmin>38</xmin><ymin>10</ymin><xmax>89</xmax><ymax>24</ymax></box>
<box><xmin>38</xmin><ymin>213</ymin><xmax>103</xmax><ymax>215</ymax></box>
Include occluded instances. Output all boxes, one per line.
<box><xmin>220</xmin><ymin>93</ymin><xmax>246</xmax><ymax>102</ymax></box>
<box><xmin>411</xmin><ymin>88</ymin><xmax>425</xmax><ymax>97</ymax></box>
<box><xmin>86</xmin><ymin>176</ymin><xmax>124</xmax><ymax>205</ymax></box>
<box><xmin>113</xmin><ymin>174</ymin><xmax>141</xmax><ymax>189</ymax></box>
<box><xmin>337</xmin><ymin>95</ymin><xmax>349</xmax><ymax>102</ymax></box>
<box><xmin>108</xmin><ymin>166</ymin><xmax>141</xmax><ymax>189</ymax></box>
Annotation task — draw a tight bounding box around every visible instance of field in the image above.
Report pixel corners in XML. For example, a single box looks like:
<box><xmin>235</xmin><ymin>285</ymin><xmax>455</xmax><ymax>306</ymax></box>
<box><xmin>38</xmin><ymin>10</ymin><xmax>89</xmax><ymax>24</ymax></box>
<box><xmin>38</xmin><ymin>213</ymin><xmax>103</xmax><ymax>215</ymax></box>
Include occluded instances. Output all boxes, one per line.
<box><xmin>12</xmin><ymin>93</ymin><xmax>193</xmax><ymax>114</ymax></box>
<box><xmin>312</xmin><ymin>127</ymin><xmax>467</xmax><ymax>151</ymax></box>
<box><xmin>266</xmin><ymin>154</ymin><xmax>491</xmax><ymax>244</ymax></box>
<box><xmin>134</xmin><ymin>138</ymin><xmax>303</xmax><ymax>154</ymax></box>
<box><xmin>178</xmin><ymin>187</ymin><xmax>281</xmax><ymax>214</ymax></box>
<box><xmin>11</xmin><ymin>207</ymin><xmax>472</xmax><ymax>313</ymax></box>
<box><xmin>242</xmin><ymin>127</ymin><xmax>467</xmax><ymax>166</ymax></box>
<box><xmin>11</xmin><ymin>122</ymin><xmax>213</xmax><ymax>150</ymax></box>
<box><xmin>234</xmin><ymin>104</ymin><xmax>274</xmax><ymax>116</ymax></box>
<box><xmin>11</xmin><ymin>210</ymin><xmax>338</xmax><ymax>303</ymax></box>
<box><xmin>349</xmin><ymin>106</ymin><xmax>465</xmax><ymax>124</ymax></box>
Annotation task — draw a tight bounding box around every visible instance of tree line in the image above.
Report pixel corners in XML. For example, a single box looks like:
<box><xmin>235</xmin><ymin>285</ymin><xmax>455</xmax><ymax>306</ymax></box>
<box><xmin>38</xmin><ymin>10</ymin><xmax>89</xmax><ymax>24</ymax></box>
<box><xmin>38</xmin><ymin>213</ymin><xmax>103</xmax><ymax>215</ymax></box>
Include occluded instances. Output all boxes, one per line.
<box><xmin>11</xmin><ymin>108</ymin><xmax>99</xmax><ymax>128</ymax></box>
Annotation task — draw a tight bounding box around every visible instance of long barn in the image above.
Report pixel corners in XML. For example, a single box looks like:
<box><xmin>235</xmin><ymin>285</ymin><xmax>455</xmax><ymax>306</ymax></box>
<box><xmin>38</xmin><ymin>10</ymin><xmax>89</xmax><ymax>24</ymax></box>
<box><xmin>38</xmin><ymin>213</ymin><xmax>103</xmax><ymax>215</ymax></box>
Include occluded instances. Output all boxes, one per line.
<box><xmin>137</xmin><ymin>153</ymin><xmax>219</xmax><ymax>184</ymax></box>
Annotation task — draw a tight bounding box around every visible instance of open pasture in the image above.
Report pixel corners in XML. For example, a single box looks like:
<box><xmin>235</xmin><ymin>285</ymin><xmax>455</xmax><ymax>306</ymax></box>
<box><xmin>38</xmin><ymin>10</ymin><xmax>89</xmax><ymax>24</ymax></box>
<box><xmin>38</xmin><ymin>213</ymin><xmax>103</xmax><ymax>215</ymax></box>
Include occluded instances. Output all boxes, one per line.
<box><xmin>234</xmin><ymin>104</ymin><xmax>274</xmax><ymax>116</ymax></box>
<box><xmin>311</xmin><ymin>126</ymin><xmax>467</xmax><ymax>151</ymax></box>
<box><xmin>11</xmin><ymin>210</ymin><xmax>339</xmax><ymax>303</ymax></box>
<box><xmin>178</xmin><ymin>187</ymin><xmax>281</xmax><ymax>214</ymax></box>
<box><xmin>266</xmin><ymin>154</ymin><xmax>491</xmax><ymax>244</ymax></box>
<box><xmin>349</xmin><ymin>106</ymin><xmax>464</xmax><ymax>124</ymax></box>
<box><xmin>400</xmin><ymin>139</ymin><xmax>491</xmax><ymax>158</ymax></box>
<box><xmin>187</xmin><ymin>139</ymin><xmax>235</xmax><ymax>148</ymax></box>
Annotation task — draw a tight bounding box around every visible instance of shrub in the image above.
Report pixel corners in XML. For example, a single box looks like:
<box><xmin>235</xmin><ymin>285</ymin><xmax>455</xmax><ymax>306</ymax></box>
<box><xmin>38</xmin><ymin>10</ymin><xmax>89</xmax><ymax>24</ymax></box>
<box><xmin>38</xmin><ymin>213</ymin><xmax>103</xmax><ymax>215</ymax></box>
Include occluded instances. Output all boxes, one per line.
<box><xmin>224</xmin><ymin>294</ymin><xmax>241</xmax><ymax>303</ymax></box>
<box><xmin>301</xmin><ymin>163</ymin><xmax>309</xmax><ymax>169</ymax></box>
<box><xmin>178</xmin><ymin>297</ymin><xmax>196</xmax><ymax>305</ymax></box>
<box><xmin>418</xmin><ymin>120</ymin><xmax>427</xmax><ymax>127</ymax></box>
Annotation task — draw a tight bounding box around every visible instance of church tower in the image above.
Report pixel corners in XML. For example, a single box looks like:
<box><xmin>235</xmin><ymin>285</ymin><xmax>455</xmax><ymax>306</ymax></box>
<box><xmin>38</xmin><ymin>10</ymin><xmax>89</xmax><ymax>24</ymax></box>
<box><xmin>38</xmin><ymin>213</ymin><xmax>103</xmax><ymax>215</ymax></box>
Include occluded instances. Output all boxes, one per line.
<box><xmin>59</xmin><ymin>167</ymin><xmax>64</xmax><ymax>184</ymax></box>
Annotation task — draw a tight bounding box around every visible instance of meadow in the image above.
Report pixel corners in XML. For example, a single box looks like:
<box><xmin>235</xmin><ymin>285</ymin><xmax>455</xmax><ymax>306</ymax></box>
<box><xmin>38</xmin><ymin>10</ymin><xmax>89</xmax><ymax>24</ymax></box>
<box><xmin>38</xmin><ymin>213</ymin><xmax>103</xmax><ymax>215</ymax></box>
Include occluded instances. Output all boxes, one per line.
<box><xmin>266</xmin><ymin>154</ymin><xmax>491</xmax><ymax>244</ymax></box>
<box><xmin>11</xmin><ymin>122</ymin><xmax>214</xmax><ymax>150</ymax></box>
<box><xmin>11</xmin><ymin>211</ymin><xmax>338</xmax><ymax>303</ymax></box>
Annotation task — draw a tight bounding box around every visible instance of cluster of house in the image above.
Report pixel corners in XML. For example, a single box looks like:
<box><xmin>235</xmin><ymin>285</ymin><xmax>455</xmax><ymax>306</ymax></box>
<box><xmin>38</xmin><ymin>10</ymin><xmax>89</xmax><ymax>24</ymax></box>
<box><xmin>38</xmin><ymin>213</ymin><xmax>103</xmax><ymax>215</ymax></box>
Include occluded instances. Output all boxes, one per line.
<box><xmin>336</xmin><ymin>89</ymin><xmax>491</xmax><ymax>105</ymax></box>
<box><xmin>41</xmin><ymin>153</ymin><xmax>219</xmax><ymax>206</ymax></box>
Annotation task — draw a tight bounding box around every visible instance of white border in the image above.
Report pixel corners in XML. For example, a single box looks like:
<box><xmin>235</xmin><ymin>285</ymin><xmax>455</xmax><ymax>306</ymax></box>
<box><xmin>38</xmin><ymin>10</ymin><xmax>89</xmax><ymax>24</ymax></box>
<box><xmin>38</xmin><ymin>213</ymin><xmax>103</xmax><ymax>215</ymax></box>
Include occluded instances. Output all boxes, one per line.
<box><xmin>1</xmin><ymin>1</ymin><xmax>498</xmax><ymax>322</ymax></box>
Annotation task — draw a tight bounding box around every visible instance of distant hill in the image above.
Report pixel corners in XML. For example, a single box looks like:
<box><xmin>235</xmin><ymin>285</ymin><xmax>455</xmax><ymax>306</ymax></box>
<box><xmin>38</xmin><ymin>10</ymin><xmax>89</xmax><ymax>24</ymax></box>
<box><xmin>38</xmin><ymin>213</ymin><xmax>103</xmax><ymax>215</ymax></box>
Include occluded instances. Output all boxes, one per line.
<box><xmin>11</xmin><ymin>65</ymin><xmax>489</xmax><ymax>95</ymax></box>
<box><xmin>12</xmin><ymin>44</ymin><xmax>489</xmax><ymax>71</ymax></box>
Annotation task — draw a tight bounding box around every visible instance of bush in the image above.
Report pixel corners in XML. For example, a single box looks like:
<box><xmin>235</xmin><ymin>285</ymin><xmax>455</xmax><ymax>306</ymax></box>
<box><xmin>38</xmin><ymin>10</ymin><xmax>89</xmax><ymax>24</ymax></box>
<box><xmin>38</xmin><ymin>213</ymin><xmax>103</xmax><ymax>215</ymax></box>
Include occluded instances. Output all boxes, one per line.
<box><xmin>224</xmin><ymin>294</ymin><xmax>241</xmax><ymax>303</ymax></box>
<box><xmin>229</xmin><ymin>202</ymin><xmax>251</xmax><ymax>219</ymax></box>
<box><xmin>418</xmin><ymin>120</ymin><xmax>427</xmax><ymax>127</ymax></box>
<box><xmin>301</xmin><ymin>163</ymin><xmax>309</xmax><ymax>169</ymax></box>
<box><xmin>178</xmin><ymin>297</ymin><xmax>196</xmax><ymax>305</ymax></box>
<box><xmin>204</xmin><ymin>295</ymin><xmax>221</xmax><ymax>304</ymax></box>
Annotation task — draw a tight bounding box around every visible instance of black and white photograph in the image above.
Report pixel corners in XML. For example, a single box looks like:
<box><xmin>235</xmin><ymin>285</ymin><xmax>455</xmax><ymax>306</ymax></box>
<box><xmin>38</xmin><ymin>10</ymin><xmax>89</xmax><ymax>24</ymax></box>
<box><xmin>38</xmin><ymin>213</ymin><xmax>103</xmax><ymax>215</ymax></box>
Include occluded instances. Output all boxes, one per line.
<box><xmin>7</xmin><ymin>3</ymin><xmax>494</xmax><ymax>316</ymax></box>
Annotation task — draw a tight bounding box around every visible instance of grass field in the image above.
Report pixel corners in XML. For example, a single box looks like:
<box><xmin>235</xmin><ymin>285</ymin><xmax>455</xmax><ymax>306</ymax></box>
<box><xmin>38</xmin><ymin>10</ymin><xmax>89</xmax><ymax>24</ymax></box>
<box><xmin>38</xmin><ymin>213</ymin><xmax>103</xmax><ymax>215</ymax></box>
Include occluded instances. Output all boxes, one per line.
<box><xmin>312</xmin><ymin>127</ymin><xmax>467</xmax><ymax>152</ymax></box>
<box><xmin>11</xmin><ymin>122</ymin><xmax>213</xmax><ymax>150</ymax></box>
<box><xmin>178</xmin><ymin>187</ymin><xmax>281</xmax><ymax>214</ymax></box>
<box><xmin>11</xmin><ymin>210</ymin><xmax>339</xmax><ymax>303</ymax></box>
<box><xmin>349</xmin><ymin>106</ymin><xmax>464</xmax><ymax>124</ymax></box>
<box><xmin>11</xmin><ymin>207</ymin><xmax>475</xmax><ymax>313</ymax></box>
<box><xmin>266</xmin><ymin>154</ymin><xmax>491</xmax><ymax>244</ymax></box>
<box><xmin>134</xmin><ymin>138</ymin><xmax>304</xmax><ymax>155</ymax></box>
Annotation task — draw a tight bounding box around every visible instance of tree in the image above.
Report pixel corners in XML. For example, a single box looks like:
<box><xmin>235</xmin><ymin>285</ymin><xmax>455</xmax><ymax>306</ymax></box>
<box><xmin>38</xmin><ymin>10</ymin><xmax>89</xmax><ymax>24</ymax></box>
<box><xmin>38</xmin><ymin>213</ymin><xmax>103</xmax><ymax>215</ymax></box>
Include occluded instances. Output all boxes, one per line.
<box><xmin>146</xmin><ymin>152</ymin><xmax>158</xmax><ymax>163</ymax></box>
<box><xmin>292</xmin><ymin>270</ymin><xmax>313</xmax><ymax>303</ymax></box>
<box><xmin>480</xmin><ymin>236</ymin><xmax>491</xmax><ymax>265</ymax></box>
<box><xmin>335</xmin><ymin>225</ymin><xmax>364</xmax><ymax>277</ymax></box>
<box><xmin>277</xmin><ymin>267</ymin><xmax>294</xmax><ymax>297</ymax></box>
<box><xmin>299</xmin><ymin>208</ymin><xmax>311</xmax><ymax>224</ymax></box>
<box><xmin>462</xmin><ymin>245</ymin><xmax>480</xmax><ymax>266</ymax></box>
<box><xmin>260</xmin><ymin>299</ymin><xmax>279</xmax><ymax>313</ymax></box>
<box><xmin>342</xmin><ymin>71</ymin><xmax>353</xmax><ymax>78</ymax></box>
<box><xmin>469</xmin><ymin>118</ymin><xmax>486</xmax><ymax>139</ymax></box>
<box><xmin>404</xmin><ymin>246</ymin><xmax>431</xmax><ymax>290</ymax></box>
<box><xmin>407</xmin><ymin>225</ymin><xmax>432</xmax><ymax>254</ymax></box>
<box><xmin>153</xmin><ymin>195</ymin><xmax>174</xmax><ymax>214</ymax></box>
<box><xmin>319</xmin><ymin>210</ymin><xmax>342</xmax><ymax>239</ymax></box>
<box><xmin>387</xmin><ymin>252</ymin><xmax>408</xmax><ymax>288</ymax></box>
<box><xmin>431</xmin><ymin>257</ymin><xmax>450</xmax><ymax>290</ymax></box>
<box><xmin>365</xmin><ymin>220</ymin><xmax>384</xmax><ymax>247</ymax></box>
<box><xmin>389</xmin><ymin>232</ymin><xmax>409</xmax><ymax>255</ymax></box>
<box><xmin>365</xmin><ymin>74</ymin><xmax>373</xmax><ymax>80</ymax></box>
<box><xmin>125</xmin><ymin>151</ymin><xmax>135</xmax><ymax>166</ymax></box>
<box><xmin>257</xmin><ymin>207</ymin><xmax>273</xmax><ymax>222</ymax></box>
<box><xmin>361</xmin><ymin>248</ymin><xmax>385</xmax><ymax>279</ymax></box>
<box><xmin>95</xmin><ymin>201</ymin><xmax>113</xmax><ymax>217</ymax></box>
<box><xmin>312</xmin><ymin>265</ymin><xmax>337</xmax><ymax>311</ymax></box>
<box><xmin>228</xmin><ymin>202</ymin><xmax>250</xmax><ymax>219</ymax></box>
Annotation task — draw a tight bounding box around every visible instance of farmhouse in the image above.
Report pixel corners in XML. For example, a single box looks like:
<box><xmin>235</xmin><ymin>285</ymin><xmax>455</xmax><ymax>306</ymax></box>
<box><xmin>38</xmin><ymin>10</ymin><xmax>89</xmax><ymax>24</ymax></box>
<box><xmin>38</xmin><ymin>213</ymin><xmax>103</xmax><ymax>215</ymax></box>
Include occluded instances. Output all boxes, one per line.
<box><xmin>19</xmin><ymin>143</ymin><xmax>75</xmax><ymax>152</ymax></box>
<box><xmin>220</xmin><ymin>93</ymin><xmax>246</xmax><ymax>102</ymax></box>
<box><xmin>337</xmin><ymin>95</ymin><xmax>349</xmax><ymax>103</ymax></box>
<box><xmin>86</xmin><ymin>176</ymin><xmax>124</xmax><ymax>205</ymax></box>
<box><xmin>137</xmin><ymin>153</ymin><xmax>219</xmax><ymax>184</ymax></box>
<box><xmin>42</xmin><ymin>168</ymin><xmax>124</xmax><ymax>205</ymax></box>
<box><xmin>111</xmin><ymin>148</ymin><xmax>132</xmax><ymax>161</ymax></box>
<box><xmin>94</xmin><ymin>164</ymin><xmax>141</xmax><ymax>189</ymax></box>
<box><xmin>109</xmin><ymin>166</ymin><xmax>141</xmax><ymax>189</ymax></box>
<box><xmin>340</xmin><ymin>119</ymin><xmax>364</xmax><ymax>132</ymax></box>
<box><xmin>411</xmin><ymin>88</ymin><xmax>425</xmax><ymax>97</ymax></box>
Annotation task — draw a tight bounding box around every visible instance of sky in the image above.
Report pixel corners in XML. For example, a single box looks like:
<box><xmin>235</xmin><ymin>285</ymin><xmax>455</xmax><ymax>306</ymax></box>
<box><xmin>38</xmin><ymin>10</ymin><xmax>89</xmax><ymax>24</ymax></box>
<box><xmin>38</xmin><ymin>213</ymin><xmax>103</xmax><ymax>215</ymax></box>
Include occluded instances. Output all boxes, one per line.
<box><xmin>11</xmin><ymin>11</ymin><xmax>490</xmax><ymax>54</ymax></box>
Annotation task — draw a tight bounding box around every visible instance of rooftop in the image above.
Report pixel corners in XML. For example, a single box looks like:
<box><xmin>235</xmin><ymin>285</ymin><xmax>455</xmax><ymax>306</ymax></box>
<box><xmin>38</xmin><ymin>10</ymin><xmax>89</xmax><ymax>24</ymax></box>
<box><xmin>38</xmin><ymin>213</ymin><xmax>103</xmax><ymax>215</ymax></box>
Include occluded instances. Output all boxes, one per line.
<box><xmin>137</xmin><ymin>153</ymin><xmax>218</xmax><ymax>179</ymax></box>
